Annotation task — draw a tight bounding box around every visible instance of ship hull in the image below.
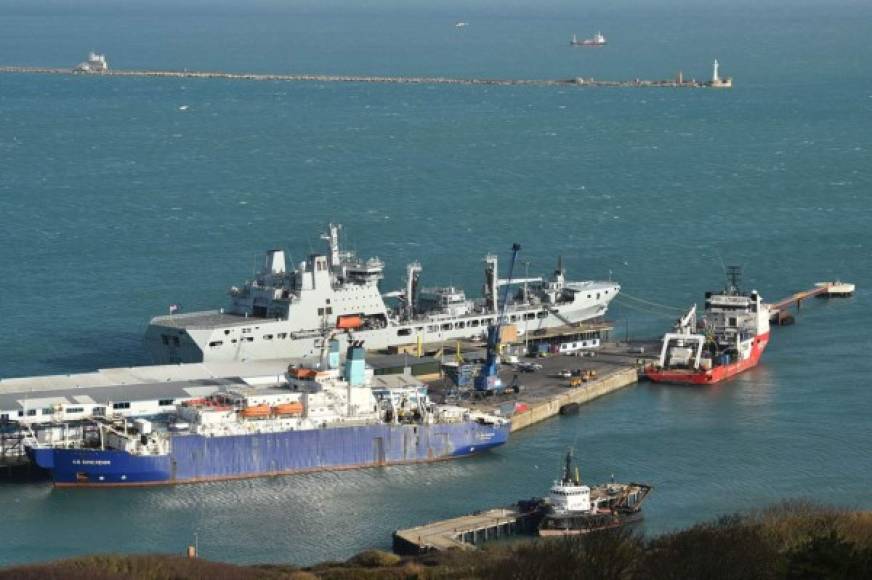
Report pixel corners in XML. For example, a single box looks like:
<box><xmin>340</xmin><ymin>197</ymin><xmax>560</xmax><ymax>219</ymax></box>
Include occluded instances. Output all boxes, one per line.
<box><xmin>538</xmin><ymin>511</ymin><xmax>642</xmax><ymax>536</ymax></box>
<box><xmin>145</xmin><ymin>300</ymin><xmax>614</xmax><ymax>364</ymax></box>
<box><xmin>646</xmin><ymin>332</ymin><xmax>769</xmax><ymax>385</ymax></box>
<box><xmin>27</xmin><ymin>421</ymin><xmax>509</xmax><ymax>487</ymax></box>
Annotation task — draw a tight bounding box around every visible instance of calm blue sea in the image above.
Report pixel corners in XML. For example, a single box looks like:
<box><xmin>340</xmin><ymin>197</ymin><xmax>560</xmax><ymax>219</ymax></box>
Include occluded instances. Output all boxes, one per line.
<box><xmin>0</xmin><ymin>0</ymin><xmax>870</xmax><ymax>567</ymax></box>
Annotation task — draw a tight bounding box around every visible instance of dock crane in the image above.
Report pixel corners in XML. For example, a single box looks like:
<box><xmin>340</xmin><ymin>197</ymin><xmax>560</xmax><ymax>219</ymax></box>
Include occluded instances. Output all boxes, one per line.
<box><xmin>475</xmin><ymin>243</ymin><xmax>522</xmax><ymax>392</ymax></box>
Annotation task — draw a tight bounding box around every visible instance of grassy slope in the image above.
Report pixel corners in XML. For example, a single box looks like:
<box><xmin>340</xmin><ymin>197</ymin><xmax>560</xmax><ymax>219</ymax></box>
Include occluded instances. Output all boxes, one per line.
<box><xmin>2</xmin><ymin>503</ymin><xmax>871</xmax><ymax>580</ymax></box>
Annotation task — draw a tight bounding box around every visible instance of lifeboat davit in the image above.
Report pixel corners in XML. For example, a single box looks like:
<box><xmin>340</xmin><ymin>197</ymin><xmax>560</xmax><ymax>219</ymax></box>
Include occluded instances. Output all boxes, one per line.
<box><xmin>240</xmin><ymin>404</ymin><xmax>271</xmax><ymax>418</ymax></box>
<box><xmin>272</xmin><ymin>402</ymin><xmax>304</xmax><ymax>416</ymax></box>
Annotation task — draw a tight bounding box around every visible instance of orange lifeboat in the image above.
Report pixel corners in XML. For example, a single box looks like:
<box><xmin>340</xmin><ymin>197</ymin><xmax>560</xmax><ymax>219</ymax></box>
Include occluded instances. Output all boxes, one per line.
<box><xmin>336</xmin><ymin>315</ymin><xmax>363</xmax><ymax>330</ymax></box>
<box><xmin>272</xmin><ymin>402</ymin><xmax>304</xmax><ymax>416</ymax></box>
<box><xmin>240</xmin><ymin>404</ymin><xmax>271</xmax><ymax>418</ymax></box>
<box><xmin>182</xmin><ymin>398</ymin><xmax>207</xmax><ymax>407</ymax></box>
<box><xmin>290</xmin><ymin>367</ymin><xmax>318</xmax><ymax>380</ymax></box>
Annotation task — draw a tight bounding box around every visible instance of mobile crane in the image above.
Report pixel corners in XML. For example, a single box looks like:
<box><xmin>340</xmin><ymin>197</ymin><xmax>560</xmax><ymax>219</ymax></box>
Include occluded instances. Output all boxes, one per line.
<box><xmin>475</xmin><ymin>243</ymin><xmax>522</xmax><ymax>392</ymax></box>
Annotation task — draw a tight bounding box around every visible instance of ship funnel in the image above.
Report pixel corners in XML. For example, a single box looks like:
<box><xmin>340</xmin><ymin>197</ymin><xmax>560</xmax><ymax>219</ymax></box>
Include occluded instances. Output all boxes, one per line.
<box><xmin>405</xmin><ymin>262</ymin><xmax>422</xmax><ymax>319</ymax></box>
<box><xmin>265</xmin><ymin>249</ymin><xmax>286</xmax><ymax>274</ymax></box>
<box><xmin>484</xmin><ymin>254</ymin><xmax>499</xmax><ymax>313</ymax></box>
<box><xmin>328</xmin><ymin>339</ymin><xmax>341</xmax><ymax>370</ymax></box>
<box><xmin>344</xmin><ymin>342</ymin><xmax>366</xmax><ymax>386</ymax></box>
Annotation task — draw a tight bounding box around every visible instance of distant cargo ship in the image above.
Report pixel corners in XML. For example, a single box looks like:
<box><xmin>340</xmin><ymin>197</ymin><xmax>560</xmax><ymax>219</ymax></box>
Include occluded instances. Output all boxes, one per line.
<box><xmin>145</xmin><ymin>223</ymin><xmax>619</xmax><ymax>364</ymax></box>
<box><xmin>26</xmin><ymin>342</ymin><xmax>510</xmax><ymax>486</ymax></box>
<box><xmin>570</xmin><ymin>32</ymin><xmax>607</xmax><ymax>47</ymax></box>
<box><xmin>645</xmin><ymin>267</ymin><xmax>770</xmax><ymax>385</ymax></box>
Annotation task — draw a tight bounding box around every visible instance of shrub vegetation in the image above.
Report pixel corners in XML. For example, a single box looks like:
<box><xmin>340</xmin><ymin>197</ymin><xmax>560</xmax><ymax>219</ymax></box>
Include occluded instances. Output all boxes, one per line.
<box><xmin>2</xmin><ymin>502</ymin><xmax>869</xmax><ymax>579</ymax></box>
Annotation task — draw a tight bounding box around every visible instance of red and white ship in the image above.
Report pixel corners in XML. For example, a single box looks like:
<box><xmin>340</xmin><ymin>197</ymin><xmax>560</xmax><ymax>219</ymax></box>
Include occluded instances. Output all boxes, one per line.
<box><xmin>646</xmin><ymin>268</ymin><xmax>770</xmax><ymax>385</ymax></box>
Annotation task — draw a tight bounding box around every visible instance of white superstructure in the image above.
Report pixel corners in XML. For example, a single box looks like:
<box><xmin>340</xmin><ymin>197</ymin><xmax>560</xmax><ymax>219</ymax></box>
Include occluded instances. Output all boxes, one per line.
<box><xmin>145</xmin><ymin>224</ymin><xmax>620</xmax><ymax>364</ymax></box>
<box><xmin>74</xmin><ymin>52</ymin><xmax>109</xmax><ymax>73</ymax></box>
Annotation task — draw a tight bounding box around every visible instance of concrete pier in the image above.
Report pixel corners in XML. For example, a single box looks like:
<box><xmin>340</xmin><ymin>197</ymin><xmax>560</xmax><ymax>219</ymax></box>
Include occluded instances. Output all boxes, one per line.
<box><xmin>768</xmin><ymin>281</ymin><xmax>856</xmax><ymax>325</ymax></box>
<box><xmin>393</xmin><ymin>507</ymin><xmax>533</xmax><ymax>554</ymax></box>
<box><xmin>508</xmin><ymin>366</ymin><xmax>638</xmax><ymax>432</ymax></box>
<box><xmin>0</xmin><ymin>66</ymin><xmax>717</xmax><ymax>89</ymax></box>
<box><xmin>429</xmin><ymin>342</ymin><xmax>649</xmax><ymax>433</ymax></box>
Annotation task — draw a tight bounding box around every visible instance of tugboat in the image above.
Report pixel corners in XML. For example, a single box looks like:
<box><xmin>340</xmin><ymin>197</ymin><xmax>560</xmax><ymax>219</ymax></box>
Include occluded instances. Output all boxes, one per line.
<box><xmin>645</xmin><ymin>267</ymin><xmax>770</xmax><ymax>385</ymax></box>
<box><xmin>537</xmin><ymin>450</ymin><xmax>652</xmax><ymax>536</ymax></box>
<box><xmin>570</xmin><ymin>32</ymin><xmax>607</xmax><ymax>47</ymax></box>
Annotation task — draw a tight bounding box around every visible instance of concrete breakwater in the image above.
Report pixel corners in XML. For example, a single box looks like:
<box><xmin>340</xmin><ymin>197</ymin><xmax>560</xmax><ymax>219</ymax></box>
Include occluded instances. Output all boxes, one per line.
<box><xmin>0</xmin><ymin>66</ymin><xmax>713</xmax><ymax>88</ymax></box>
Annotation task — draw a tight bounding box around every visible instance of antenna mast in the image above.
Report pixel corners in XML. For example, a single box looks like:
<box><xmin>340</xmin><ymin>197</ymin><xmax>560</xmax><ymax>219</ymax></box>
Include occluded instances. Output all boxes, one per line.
<box><xmin>726</xmin><ymin>265</ymin><xmax>742</xmax><ymax>295</ymax></box>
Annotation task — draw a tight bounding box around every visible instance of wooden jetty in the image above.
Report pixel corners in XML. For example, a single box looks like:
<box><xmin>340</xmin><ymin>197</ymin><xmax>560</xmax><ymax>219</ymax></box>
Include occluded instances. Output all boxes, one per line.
<box><xmin>0</xmin><ymin>66</ymin><xmax>717</xmax><ymax>89</ymax></box>
<box><xmin>393</xmin><ymin>507</ymin><xmax>535</xmax><ymax>554</ymax></box>
<box><xmin>768</xmin><ymin>281</ymin><xmax>855</xmax><ymax>325</ymax></box>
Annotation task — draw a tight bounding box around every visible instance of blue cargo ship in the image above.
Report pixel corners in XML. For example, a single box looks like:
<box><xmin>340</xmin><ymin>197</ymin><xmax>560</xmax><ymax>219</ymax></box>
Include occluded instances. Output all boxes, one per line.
<box><xmin>26</xmin><ymin>343</ymin><xmax>510</xmax><ymax>487</ymax></box>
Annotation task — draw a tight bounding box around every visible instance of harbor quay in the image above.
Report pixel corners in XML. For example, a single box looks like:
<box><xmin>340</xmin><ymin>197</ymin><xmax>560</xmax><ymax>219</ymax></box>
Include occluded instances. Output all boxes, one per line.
<box><xmin>0</xmin><ymin>329</ymin><xmax>647</xmax><ymax>471</ymax></box>
<box><xmin>426</xmin><ymin>342</ymin><xmax>649</xmax><ymax>432</ymax></box>
<box><xmin>393</xmin><ymin>507</ymin><xmax>535</xmax><ymax>554</ymax></box>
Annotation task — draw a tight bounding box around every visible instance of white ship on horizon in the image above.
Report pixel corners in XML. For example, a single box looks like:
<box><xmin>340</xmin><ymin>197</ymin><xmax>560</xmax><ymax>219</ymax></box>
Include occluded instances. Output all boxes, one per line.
<box><xmin>145</xmin><ymin>224</ymin><xmax>620</xmax><ymax>364</ymax></box>
<box><xmin>571</xmin><ymin>32</ymin><xmax>607</xmax><ymax>47</ymax></box>
<box><xmin>73</xmin><ymin>52</ymin><xmax>109</xmax><ymax>73</ymax></box>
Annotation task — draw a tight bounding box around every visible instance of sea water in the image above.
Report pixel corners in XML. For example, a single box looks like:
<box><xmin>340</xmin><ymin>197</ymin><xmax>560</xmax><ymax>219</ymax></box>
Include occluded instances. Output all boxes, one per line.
<box><xmin>0</xmin><ymin>0</ymin><xmax>870</xmax><ymax>566</ymax></box>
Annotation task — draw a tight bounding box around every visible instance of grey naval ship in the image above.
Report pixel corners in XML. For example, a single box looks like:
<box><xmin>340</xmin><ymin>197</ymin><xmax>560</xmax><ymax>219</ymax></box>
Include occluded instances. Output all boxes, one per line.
<box><xmin>145</xmin><ymin>224</ymin><xmax>620</xmax><ymax>364</ymax></box>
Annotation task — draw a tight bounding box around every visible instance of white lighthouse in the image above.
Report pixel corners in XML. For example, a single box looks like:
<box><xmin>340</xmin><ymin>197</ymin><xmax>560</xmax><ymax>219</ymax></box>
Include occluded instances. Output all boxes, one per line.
<box><xmin>708</xmin><ymin>58</ymin><xmax>732</xmax><ymax>88</ymax></box>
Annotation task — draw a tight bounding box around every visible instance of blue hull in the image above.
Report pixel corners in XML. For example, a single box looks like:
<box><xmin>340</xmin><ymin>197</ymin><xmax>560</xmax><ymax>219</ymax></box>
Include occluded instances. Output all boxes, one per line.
<box><xmin>27</xmin><ymin>422</ymin><xmax>509</xmax><ymax>486</ymax></box>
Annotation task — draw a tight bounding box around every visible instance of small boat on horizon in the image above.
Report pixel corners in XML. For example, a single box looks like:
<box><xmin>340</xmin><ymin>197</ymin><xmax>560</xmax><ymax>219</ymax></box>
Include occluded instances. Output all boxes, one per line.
<box><xmin>571</xmin><ymin>32</ymin><xmax>607</xmax><ymax>47</ymax></box>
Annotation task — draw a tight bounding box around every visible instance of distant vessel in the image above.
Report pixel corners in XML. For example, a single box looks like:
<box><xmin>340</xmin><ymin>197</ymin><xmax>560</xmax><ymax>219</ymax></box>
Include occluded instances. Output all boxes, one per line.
<box><xmin>26</xmin><ymin>342</ymin><xmax>510</xmax><ymax>486</ymax></box>
<box><xmin>537</xmin><ymin>450</ymin><xmax>652</xmax><ymax>536</ymax></box>
<box><xmin>571</xmin><ymin>32</ymin><xmax>607</xmax><ymax>47</ymax></box>
<box><xmin>645</xmin><ymin>267</ymin><xmax>770</xmax><ymax>385</ymax></box>
<box><xmin>145</xmin><ymin>223</ymin><xmax>620</xmax><ymax>364</ymax></box>
<box><xmin>73</xmin><ymin>52</ymin><xmax>109</xmax><ymax>73</ymax></box>
<box><xmin>455</xmin><ymin>21</ymin><xmax>469</xmax><ymax>28</ymax></box>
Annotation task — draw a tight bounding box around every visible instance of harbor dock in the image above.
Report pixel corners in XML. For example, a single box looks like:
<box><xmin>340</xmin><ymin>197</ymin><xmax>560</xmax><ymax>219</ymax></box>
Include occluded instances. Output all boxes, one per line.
<box><xmin>0</xmin><ymin>66</ymin><xmax>724</xmax><ymax>89</ymax></box>
<box><xmin>439</xmin><ymin>351</ymin><xmax>644</xmax><ymax>433</ymax></box>
<box><xmin>423</xmin><ymin>328</ymin><xmax>652</xmax><ymax>432</ymax></box>
<box><xmin>393</xmin><ymin>506</ymin><xmax>534</xmax><ymax>554</ymax></box>
<box><xmin>0</xmin><ymin>334</ymin><xmax>646</xmax><ymax>466</ymax></box>
<box><xmin>768</xmin><ymin>281</ymin><xmax>855</xmax><ymax>325</ymax></box>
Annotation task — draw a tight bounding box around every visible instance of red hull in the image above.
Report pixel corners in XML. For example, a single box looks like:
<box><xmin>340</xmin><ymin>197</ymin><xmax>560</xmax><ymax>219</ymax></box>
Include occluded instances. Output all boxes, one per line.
<box><xmin>646</xmin><ymin>332</ymin><xmax>770</xmax><ymax>385</ymax></box>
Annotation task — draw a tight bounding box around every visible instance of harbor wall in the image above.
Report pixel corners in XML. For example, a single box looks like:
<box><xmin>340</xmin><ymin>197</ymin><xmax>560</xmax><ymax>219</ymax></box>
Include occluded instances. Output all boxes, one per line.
<box><xmin>509</xmin><ymin>367</ymin><xmax>638</xmax><ymax>432</ymax></box>
<box><xmin>0</xmin><ymin>67</ymin><xmax>715</xmax><ymax>89</ymax></box>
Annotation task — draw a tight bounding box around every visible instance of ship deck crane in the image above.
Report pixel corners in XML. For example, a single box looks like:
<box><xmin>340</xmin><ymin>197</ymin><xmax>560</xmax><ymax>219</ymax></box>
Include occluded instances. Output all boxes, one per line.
<box><xmin>675</xmin><ymin>304</ymin><xmax>697</xmax><ymax>335</ymax></box>
<box><xmin>475</xmin><ymin>243</ymin><xmax>522</xmax><ymax>392</ymax></box>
